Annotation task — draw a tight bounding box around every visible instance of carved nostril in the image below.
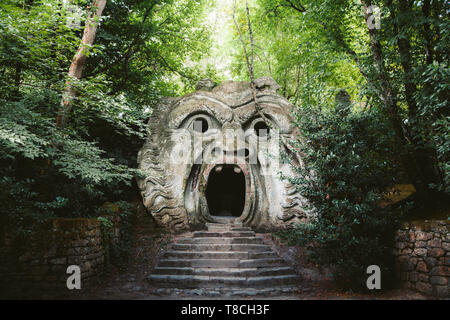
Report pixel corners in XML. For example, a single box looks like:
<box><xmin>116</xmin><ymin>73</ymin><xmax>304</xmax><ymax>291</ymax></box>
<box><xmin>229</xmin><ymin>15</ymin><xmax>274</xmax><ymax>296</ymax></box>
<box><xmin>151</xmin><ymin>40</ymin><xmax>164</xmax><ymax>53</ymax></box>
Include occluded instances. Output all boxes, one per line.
<box><xmin>211</xmin><ymin>146</ymin><xmax>221</xmax><ymax>156</ymax></box>
<box><xmin>244</xmin><ymin>148</ymin><xmax>250</xmax><ymax>158</ymax></box>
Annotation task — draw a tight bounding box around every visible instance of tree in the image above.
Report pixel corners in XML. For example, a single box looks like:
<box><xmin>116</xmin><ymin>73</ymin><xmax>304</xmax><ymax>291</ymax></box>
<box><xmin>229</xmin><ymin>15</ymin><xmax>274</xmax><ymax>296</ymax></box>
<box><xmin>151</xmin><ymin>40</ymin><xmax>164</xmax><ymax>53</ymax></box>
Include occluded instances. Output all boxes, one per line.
<box><xmin>0</xmin><ymin>0</ymin><xmax>218</xmax><ymax>225</ymax></box>
<box><xmin>255</xmin><ymin>0</ymin><xmax>448</xmax><ymax>195</ymax></box>
<box><xmin>57</xmin><ymin>0</ymin><xmax>107</xmax><ymax>128</ymax></box>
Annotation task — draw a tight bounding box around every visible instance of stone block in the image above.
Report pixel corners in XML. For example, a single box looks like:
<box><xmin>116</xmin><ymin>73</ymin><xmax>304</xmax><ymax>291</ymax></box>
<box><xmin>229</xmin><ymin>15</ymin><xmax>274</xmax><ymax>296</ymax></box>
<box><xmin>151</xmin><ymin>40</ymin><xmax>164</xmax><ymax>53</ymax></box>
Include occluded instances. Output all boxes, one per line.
<box><xmin>427</xmin><ymin>238</ymin><xmax>441</xmax><ymax>248</ymax></box>
<box><xmin>408</xmin><ymin>271</ymin><xmax>419</xmax><ymax>282</ymax></box>
<box><xmin>442</xmin><ymin>242</ymin><xmax>450</xmax><ymax>251</ymax></box>
<box><xmin>415</xmin><ymin>231</ymin><xmax>432</xmax><ymax>241</ymax></box>
<box><xmin>430</xmin><ymin>266</ymin><xmax>450</xmax><ymax>277</ymax></box>
<box><xmin>400</xmin><ymin>248</ymin><xmax>412</xmax><ymax>255</ymax></box>
<box><xmin>444</xmin><ymin>257</ymin><xmax>450</xmax><ymax>266</ymax></box>
<box><xmin>415</xmin><ymin>241</ymin><xmax>427</xmax><ymax>248</ymax></box>
<box><xmin>413</xmin><ymin>248</ymin><xmax>427</xmax><ymax>257</ymax></box>
<box><xmin>418</xmin><ymin>273</ymin><xmax>429</xmax><ymax>282</ymax></box>
<box><xmin>416</xmin><ymin>281</ymin><xmax>433</xmax><ymax>295</ymax></box>
<box><xmin>428</xmin><ymin>248</ymin><xmax>445</xmax><ymax>258</ymax></box>
<box><xmin>430</xmin><ymin>276</ymin><xmax>448</xmax><ymax>285</ymax></box>
<box><xmin>432</xmin><ymin>285</ymin><xmax>449</xmax><ymax>297</ymax></box>
<box><xmin>396</xmin><ymin>232</ymin><xmax>409</xmax><ymax>242</ymax></box>
<box><xmin>416</xmin><ymin>261</ymin><xmax>428</xmax><ymax>273</ymax></box>
<box><xmin>424</xmin><ymin>257</ymin><xmax>437</xmax><ymax>268</ymax></box>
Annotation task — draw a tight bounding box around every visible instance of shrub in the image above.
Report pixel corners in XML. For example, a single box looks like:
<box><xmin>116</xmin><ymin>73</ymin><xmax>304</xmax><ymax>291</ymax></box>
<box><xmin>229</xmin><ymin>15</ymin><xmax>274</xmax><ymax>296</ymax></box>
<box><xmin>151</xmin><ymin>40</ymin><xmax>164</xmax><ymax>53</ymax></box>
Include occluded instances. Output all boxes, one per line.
<box><xmin>283</xmin><ymin>106</ymin><xmax>402</xmax><ymax>290</ymax></box>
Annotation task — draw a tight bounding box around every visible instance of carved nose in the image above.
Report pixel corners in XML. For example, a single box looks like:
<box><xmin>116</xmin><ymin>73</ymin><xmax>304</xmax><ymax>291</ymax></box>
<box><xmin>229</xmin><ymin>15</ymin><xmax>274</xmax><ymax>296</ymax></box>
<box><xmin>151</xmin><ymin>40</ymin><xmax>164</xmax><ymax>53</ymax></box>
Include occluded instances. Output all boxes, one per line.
<box><xmin>211</xmin><ymin>146</ymin><xmax>249</xmax><ymax>159</ymax></box>
<box><xmin>224</xmin><ymin>148</ymin><xmax>249</xmax><ymax>158</ymax></box>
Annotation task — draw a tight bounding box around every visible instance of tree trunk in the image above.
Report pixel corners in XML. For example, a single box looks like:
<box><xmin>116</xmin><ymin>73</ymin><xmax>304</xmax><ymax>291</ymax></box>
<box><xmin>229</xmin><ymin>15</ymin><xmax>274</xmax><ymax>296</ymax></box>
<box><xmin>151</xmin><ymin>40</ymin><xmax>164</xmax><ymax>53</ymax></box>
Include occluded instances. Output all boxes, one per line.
<box><xmin>421</xmin><ymin>0</ymin><xmax>434</xmax><ymax>65</ymax></box>
<box><xmin>56</xmin><ymin>0</ymin><xmax>107</xmax><ymax>128</ymax></box>
<box><xmin>361</xmin><ymin>0</ymin><xmax>425</xmax><ymax>191</ymax></box>
<box><xmin>431</xmin><ymin>0</ymin><xmax>443</xmax><ymax>63</ymax></box>
<box><xmin>388</xmin><ymin>0</ymin><xmax>440</xmax><ymax>192</ymax></box>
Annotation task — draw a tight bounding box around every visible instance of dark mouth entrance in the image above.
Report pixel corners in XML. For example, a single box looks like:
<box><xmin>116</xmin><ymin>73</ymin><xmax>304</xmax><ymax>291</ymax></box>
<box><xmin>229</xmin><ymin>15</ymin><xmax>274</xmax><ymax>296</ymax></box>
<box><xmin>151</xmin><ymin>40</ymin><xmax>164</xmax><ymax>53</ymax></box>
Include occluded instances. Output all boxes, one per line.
<box><xmin>206</xmin><ymin>165</ymin><xmax>245</xmax><ymax>217</ymax></box>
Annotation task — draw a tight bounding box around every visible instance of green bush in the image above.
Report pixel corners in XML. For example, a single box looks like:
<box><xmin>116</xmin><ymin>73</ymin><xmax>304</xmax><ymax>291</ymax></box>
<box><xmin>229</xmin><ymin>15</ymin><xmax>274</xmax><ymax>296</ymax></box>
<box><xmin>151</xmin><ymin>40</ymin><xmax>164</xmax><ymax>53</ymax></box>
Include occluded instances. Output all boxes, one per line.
<box><xmin>283</xmin><ymin>106</ymin><xmax>402</xmax><ymax>290</ymax></box>
<box><xmin>98</xmin><ymin>201</ymin><xmax>135</xmax><ymax>269</ymax></box>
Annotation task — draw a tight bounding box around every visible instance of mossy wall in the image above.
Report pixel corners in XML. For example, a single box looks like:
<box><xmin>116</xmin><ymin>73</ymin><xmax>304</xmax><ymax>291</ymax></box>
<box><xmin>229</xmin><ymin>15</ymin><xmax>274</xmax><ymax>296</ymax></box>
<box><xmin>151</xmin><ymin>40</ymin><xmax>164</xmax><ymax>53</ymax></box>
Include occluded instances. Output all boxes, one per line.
<box><xmin>0</xmin><ymin>216</ymin><xmax>120</xmax><ymax>297</ymax></box>
<box><xmin>394</xmin><ymin>219</ymin><xmax>450</xmax><ymax>297</ymax></box>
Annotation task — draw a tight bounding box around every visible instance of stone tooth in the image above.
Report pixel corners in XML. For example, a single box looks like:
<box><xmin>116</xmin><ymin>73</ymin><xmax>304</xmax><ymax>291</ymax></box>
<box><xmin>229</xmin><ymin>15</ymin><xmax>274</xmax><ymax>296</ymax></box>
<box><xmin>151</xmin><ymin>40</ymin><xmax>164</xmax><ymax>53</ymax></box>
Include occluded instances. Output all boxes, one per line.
<box><xmin>234</xmin><ymin>167</ymin><xmax>241</xmax><ymax>174</ymax></box>
<box><xmin>215</xmin><ymin>165</ymin><xmax>223</xmax><ymax>173</ymax></box>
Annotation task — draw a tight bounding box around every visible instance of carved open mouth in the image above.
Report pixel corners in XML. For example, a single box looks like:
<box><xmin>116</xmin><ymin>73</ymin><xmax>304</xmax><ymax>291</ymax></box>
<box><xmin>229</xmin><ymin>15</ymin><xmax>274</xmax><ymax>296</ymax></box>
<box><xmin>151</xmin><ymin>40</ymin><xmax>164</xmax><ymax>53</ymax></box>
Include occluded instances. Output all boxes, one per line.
<box><xmin>205</xmin><ymin>164</ymin><xmax>246</xmax><ymax>218</ymax></box>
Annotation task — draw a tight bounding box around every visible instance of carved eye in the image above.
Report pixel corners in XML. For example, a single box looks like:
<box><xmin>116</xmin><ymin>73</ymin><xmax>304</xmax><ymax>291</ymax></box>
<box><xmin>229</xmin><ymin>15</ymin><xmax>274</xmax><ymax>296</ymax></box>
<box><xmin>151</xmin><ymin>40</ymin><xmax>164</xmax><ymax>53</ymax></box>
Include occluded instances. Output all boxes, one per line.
<box><xmin>192</xmin><ymin>117</ymin><xmax>209</xmax><ymax>133</ymax></box>
<box><xmin>254</xmin><ymin>121</ymin><xmax>270</xmax><ymax>137</ymax></box>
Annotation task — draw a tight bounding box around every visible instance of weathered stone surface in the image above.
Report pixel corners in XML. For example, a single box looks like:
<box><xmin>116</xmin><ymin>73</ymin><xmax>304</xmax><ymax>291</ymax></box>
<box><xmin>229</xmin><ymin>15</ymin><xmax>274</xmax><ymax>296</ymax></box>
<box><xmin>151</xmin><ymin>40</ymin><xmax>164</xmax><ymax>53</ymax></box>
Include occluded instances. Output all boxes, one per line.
<box><xmin>416</xmin><ymin>261</ymin><xmax>428</xmax><ymax>273</ymax></box>
<box><xmin>430</xmin><ymin>266</ymin><xmax>450</xmax><ymax>277</ymax></box>
<box><xmin>195</xmin><ymin>78</ymin><xmax>215</xmax><ymax>91</ymax></box>
<box><xmin>430</xmin><ymin>276</ymin><xmax>448</xmax><ymax>285</ymax></box>
<box><xmin>427</xmin><ymin>238</ymin><xmax>442</xmax><ymax>248</ymax></box>
<box><xmin>418</xmin><ymin>273</ymin><xmax>429</xmax><ymax>283</ymax></box>
<box><xmin>413</xmin><ymin>248</ymin><xmax>427</xmax><ymax>257</ymax></box>
<box><xmin>415</xmin><ymin>231</ymin><xmax>432</xmax><ymax>241</ymax></box>
<box><xmin>433</xmin><ymin>285</ymin><xmax>449</xmax><ymax>297</ymax></box>
<box><xmin>400</xmin><ymin>248</ymin><xmax>412</xmax><ymax>255</ymax></box>
<box><xmin>0</xmin><ymin>216</ymin><xmax>120</xmax><ymax>295</ymax></box>
<box><xmin>394</xmin><ymin>219</ymin><xmax>449</xmax><ymax>298</ymax></box>
<box><xmin>444</xmin><ymin>256</ymin><xmax>450</xmax><ymax>266</ymax></box>
<box><xmin>424</xmin><ymin>257</ymin><xmax>438</xmax><ymax>268</ymax></box>
<box><xmin>428</xmin><ymin>248</ymin><xmax>445</xmax><ymax>258</ymax></box>
<box><xmin>137</xmin><ymin>77</ymin><xmax>311</xmax><ymax>230</ymax></box>
<box><xmin>415</xmin><ymin>281</ymin><xmax>432</xmax><ymax>295</ymax></box>
<box><xmin>395</xmin><ymin>242</ymin><xmax>407</xmax><ymax>249</ymax></box>
<box><xmin>415</xmin><ymin>241</ymin><xmax>427</xmax><ymax>248</ymax></box>
<box><xmin>148</xmin><ymin>223</ymin><xmax>300</xmax><ymax>293</ymax></box>
<box><xmin>442</xmin><ymin>242</ymin><xmax>450</xmax><ymax>251</ymax></box>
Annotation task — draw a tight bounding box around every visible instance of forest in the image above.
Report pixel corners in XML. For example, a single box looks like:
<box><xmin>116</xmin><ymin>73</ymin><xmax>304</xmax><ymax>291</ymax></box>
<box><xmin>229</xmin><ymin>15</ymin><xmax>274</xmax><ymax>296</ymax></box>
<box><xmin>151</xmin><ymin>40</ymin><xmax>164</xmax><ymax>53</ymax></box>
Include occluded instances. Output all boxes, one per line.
<box><xmin>0</xmin><ymin>0</ymin><xmax>449</xmax><ymax>294</ymax></box>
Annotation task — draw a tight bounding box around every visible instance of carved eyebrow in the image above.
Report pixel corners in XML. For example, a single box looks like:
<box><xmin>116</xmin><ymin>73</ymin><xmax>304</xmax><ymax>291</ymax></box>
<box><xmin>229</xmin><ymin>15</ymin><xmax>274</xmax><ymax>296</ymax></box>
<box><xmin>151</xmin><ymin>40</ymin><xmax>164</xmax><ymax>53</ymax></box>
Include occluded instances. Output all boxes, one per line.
<box><xmin>167</xmin><ymin>95</ymin><xmax>233</xmax><ymax>129</ymax></box>
<box><xmin>234</xmin><ymin>103</ymin><xmax>294</xmax><ymax>134</ymax></box>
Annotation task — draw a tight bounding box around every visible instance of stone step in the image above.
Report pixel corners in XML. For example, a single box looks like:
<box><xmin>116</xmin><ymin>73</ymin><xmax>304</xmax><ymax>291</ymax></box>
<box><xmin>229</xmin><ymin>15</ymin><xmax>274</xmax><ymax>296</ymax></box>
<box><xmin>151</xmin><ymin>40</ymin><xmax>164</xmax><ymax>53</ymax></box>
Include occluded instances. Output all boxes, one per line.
<box><xmin>147</xmin><ymin>224</ymin><xmax>301</xmax><ymax>296</ymax></box>
<box><xmin>152</xmin><ymin>266</ymin><xmax>296</xmax><ymax>277</ymax></box>
<box><xmin>163</xmin><ymin>251</ymin><xmax>278</xmax><ymax>260</ymax></box>
<box><xmin>206</xmin><ymin>222</ymin><xmax>243</xmax><ymax>228</ymax></box>
<box><xmin>178</xmin><ymin>236</ymin><xmax>264</xmax><ymax>245</ymax></box>
<box><xmin>206</xmin><ymin>224</ymin><xmax>252</xmax><ymax>231</ymax></box>
<box><xmin>240</xmin><ymin>258</ymin><xmax>286</xmax><ymax>268</ymax></box>
<box><xmin>207</xmin><ymin>226</ymin><xmax>252</xmax><ymax>232</ymax></box>
<box><xmin>159</xmin><ymin>259</ymin><xmax>241</xmax><ymax>268</ymax></box>
<box><xmin>147</xmin><ymin>274</ymin><xmax>300</xmax><ymax>288</ymax></box>
<box><xmin>170</xmin><ymin>243</ymin><xmax>272</xmax><ymax>252</ymax></box>
<box><xmin>152</xmin><ymin>285</ymin><xmax>299</xmax><ymax>297</ymax></box>
<box><xmin>207</xmin><ymin>217</ymin><xmax>242</xmax><ymax>224</ymax></box>
<box><xmin>193</xmin><ymin>231</ymin><xmax>256</xmax><ymax>238</ymax></box>
<box><xmin>158</xmin><ymin>258</ymin><xmax>286</xmax><ymax>268</ymax></box>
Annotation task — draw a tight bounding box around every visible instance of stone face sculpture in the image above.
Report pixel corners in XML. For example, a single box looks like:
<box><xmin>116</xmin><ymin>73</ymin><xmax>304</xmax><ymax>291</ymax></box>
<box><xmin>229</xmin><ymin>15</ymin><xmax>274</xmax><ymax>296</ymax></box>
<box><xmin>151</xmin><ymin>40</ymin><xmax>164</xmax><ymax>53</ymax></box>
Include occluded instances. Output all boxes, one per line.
<box><xmin>137</xmin><ymin>77</ymin><xmax>311</xmax><ymax>231</ymax></box>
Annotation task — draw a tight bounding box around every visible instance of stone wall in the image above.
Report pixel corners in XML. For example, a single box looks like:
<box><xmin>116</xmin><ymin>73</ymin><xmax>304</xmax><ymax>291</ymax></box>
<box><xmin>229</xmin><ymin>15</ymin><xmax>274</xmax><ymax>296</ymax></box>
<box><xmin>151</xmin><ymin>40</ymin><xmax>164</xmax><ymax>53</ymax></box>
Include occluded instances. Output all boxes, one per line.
<box><xmin>0</xmin><ymin>215</ymin><xmax>120</xmax><ymax>297</ymax></box>
<box><xmin>394</xmin><ymin>219</ymin><xmax>449</xmax><ymax>297</ymax></box>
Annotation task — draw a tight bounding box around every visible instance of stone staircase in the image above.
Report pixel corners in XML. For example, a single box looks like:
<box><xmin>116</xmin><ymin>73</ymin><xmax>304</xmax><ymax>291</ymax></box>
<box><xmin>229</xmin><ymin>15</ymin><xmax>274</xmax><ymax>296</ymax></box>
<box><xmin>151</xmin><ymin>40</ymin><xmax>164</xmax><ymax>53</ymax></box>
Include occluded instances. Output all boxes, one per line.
<box><xmin>147</xmin><ymin>222</ymin><xmax>301</xmax><ymax>297</ymax></box>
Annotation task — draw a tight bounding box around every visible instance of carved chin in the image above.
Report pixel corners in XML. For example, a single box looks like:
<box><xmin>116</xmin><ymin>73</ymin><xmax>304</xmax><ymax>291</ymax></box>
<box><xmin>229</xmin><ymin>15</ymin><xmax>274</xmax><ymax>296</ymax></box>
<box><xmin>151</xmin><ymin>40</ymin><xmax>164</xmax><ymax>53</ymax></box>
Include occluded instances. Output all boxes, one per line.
<box><xmin>185</xmin><ymin>160</ymin><xmax>257</xmax><ymax>225</ymax></box>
